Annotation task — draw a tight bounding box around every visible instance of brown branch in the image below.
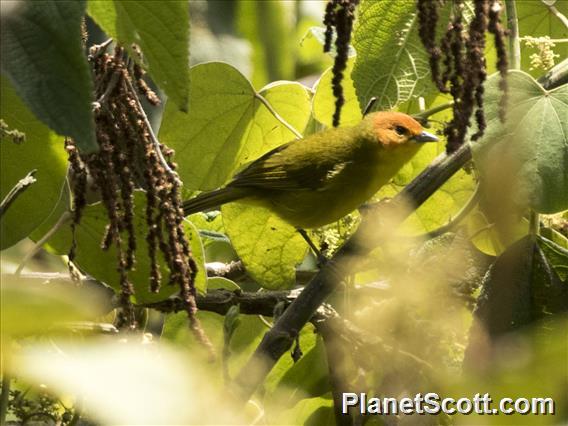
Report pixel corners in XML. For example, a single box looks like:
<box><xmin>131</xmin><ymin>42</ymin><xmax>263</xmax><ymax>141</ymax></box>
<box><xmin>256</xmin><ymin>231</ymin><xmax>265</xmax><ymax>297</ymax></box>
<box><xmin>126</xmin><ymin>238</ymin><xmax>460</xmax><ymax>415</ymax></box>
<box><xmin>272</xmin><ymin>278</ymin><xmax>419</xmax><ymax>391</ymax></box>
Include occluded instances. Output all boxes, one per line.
<box><xmin>143</xmin><ymin>288</ymin><xmax>293</xmax><ymax>317</ymax></box>
<box><xmin>206</xmin><ymin>260</ymin><xmax>246</xmax><ymax>280</ymax></box>
<box><xmin>15</xmin><ymin>272</ymin><xmax>296</xmax><ymax>317</ymax></box>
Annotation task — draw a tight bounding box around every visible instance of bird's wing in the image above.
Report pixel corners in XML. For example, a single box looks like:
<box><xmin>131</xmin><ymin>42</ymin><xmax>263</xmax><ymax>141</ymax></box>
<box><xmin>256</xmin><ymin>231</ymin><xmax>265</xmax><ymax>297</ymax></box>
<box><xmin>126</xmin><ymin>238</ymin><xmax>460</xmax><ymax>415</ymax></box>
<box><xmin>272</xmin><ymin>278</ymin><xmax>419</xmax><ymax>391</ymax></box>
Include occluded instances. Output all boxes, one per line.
<box><xmin>228</xmin><ymin>139</ymin><xmax>352</xmax><ymax>192</ymax></box>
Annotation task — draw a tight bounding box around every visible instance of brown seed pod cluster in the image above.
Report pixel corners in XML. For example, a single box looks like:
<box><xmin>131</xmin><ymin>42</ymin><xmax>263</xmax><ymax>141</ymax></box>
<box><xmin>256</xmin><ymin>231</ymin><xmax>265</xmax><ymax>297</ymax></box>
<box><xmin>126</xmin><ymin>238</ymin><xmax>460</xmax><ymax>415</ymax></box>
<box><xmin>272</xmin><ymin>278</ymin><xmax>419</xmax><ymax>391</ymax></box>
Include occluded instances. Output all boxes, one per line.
<box><xmin>65</xmin><ymin>43</ymin><xmax>210</xmax><ymax>348</ymax></box>
<box><xmin>323</xmin><ymin>0</ymin><xmax>360</xmax><ymax>127</ymax></box>
<box><xmin>417</xmin><ymin>0</ymin><xmax>508</xmax><ymax>153</ymax></box>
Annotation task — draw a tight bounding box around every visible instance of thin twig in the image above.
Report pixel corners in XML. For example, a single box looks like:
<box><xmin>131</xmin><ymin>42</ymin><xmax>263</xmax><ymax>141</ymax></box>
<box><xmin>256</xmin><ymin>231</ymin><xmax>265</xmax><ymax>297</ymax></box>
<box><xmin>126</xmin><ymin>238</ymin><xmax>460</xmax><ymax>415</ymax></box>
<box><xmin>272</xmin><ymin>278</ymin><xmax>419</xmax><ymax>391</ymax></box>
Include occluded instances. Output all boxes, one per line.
<box><xmin>254</xmin><ymin>93</ymin><xmax>303</xmax><ymax>139</ymax></box>
<box><xmin>412</xmin><ymin>101</ymin><xmax>454</xmax><ymax>123</ymax></box>
<box><xmin>206</xmin><ymin>260</ymin><xmax>246</xmax><ymax>280</ymax></box>
<box><xmin>0</xmin><ymin>170</ymin><xmax>37</xmax><ymax>218</ymax></box>
<box><xmin>90</xmin><ymin>38</ymin><xmax>113</xmax><ymax>59</ymax></box>
<box><xmin>96</xmin><ymin>70</ymin><xmax>122</xmax><ymax>105</ymax></box>
<box><xmin>547</xmin><ymin>2</ymin><xmax>568</xmax><ymax>28</ymax></box>
<box><xmin>15</xmin><ymin>211</ymin><xmax>72</xmax><ymax>276</ymax></box>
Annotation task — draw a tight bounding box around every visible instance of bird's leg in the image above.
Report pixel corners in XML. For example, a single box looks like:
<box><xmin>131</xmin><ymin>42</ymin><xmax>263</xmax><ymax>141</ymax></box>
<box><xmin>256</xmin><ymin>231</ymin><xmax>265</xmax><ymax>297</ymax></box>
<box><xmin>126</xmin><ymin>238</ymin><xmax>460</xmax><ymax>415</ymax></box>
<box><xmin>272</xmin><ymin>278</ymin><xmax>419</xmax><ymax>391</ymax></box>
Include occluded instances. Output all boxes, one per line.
<box><xmin>296</xmin><ymin>228</ymin><xmax>328</xmax><ymax>266</ymax></box>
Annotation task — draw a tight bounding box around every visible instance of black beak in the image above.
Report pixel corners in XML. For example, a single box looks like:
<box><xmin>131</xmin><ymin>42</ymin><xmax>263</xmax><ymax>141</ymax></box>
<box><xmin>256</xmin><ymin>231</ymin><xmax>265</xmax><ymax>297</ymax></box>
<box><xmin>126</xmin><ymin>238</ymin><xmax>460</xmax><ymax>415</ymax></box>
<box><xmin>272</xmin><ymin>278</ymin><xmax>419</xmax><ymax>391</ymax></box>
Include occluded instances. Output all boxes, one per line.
<box><xmin>414</xmin><ymin>131</ymin><xmax>438</xmax><ymax>143</ymax></box>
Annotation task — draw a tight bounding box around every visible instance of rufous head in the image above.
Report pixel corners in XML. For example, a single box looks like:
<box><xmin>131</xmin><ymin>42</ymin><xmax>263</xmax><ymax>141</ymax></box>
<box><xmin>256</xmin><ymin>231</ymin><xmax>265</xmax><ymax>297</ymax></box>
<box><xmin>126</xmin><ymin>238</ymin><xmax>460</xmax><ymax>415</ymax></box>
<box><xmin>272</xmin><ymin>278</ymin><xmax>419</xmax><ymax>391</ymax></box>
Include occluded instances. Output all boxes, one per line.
<box><xmin>369</xmin><ymin>111</ymin><xmax>438</xmax><ymax>147</ymax></box>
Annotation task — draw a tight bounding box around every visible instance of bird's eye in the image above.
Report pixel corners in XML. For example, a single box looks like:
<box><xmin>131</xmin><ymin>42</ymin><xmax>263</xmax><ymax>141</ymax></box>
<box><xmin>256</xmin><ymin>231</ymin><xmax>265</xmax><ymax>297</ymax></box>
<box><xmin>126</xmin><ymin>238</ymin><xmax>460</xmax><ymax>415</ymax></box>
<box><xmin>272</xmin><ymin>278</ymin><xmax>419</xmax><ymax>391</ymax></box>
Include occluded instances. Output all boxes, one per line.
<box><xmin>394</xmin><ymin>126</ymin><xmax>407</xmax><ymax>136</ymax></box>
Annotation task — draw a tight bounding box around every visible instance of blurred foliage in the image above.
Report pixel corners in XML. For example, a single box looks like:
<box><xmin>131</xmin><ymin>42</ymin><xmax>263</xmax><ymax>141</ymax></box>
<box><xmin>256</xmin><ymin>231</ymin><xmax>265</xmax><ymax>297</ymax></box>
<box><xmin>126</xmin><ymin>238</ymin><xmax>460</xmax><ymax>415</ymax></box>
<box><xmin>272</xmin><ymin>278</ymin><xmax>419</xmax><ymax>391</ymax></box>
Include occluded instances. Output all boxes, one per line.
<box><xmin>1</xmin><ymin>0</ymin><xmax>567</xmax><ymax>424</ymax></box>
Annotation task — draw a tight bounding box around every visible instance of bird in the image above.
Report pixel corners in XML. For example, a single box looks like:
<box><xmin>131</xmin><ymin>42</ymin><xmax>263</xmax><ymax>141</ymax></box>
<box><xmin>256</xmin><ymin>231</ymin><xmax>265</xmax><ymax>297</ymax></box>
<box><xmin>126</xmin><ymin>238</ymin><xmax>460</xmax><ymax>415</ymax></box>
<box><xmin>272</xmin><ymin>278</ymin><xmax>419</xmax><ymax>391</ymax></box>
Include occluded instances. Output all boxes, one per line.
<box><xmin>182</xmin><ymin>111</ymin><xmax>438</xmax><ymax>229</ymax></box>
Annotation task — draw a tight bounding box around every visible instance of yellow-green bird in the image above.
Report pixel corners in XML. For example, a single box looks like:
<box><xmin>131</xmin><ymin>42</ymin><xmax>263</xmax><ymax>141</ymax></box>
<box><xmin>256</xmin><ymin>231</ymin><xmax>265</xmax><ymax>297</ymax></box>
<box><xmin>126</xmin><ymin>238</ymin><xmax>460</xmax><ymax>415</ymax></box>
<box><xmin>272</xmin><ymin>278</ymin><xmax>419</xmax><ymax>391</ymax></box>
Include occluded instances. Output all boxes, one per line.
<box><xmin>182</xmin><ymin>112</ymin><xmax>438</xmax><ymax>229</ymax></box>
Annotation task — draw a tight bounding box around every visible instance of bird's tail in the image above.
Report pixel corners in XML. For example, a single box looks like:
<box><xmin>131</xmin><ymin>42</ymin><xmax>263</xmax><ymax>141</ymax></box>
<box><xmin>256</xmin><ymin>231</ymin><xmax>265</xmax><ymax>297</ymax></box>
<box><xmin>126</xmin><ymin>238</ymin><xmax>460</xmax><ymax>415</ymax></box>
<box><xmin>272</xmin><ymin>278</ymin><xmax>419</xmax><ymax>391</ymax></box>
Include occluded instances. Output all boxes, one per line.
<box><xmin>182</xmin><ymin>187</ymin><xmax>248</xmax><ymax>216</ymax></box>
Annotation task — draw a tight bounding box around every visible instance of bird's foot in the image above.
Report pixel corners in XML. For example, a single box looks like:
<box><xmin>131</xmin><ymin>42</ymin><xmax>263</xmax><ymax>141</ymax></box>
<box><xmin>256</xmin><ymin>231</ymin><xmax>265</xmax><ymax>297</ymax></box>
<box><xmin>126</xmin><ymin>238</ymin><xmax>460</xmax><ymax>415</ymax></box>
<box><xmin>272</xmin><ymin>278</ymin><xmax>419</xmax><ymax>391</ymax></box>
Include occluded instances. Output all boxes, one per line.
<box><xmin>296</xmin><ymin>228</ymin><xmax>328</xmax><ymax>267</ymax></box>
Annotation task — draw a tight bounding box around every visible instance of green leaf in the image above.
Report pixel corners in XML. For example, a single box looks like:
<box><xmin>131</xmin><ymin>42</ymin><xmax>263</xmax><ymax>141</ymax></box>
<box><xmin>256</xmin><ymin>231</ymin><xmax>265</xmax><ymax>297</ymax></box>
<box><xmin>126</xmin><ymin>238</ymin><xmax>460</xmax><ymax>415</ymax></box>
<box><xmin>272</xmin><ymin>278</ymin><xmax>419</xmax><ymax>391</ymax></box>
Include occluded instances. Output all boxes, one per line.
<box><xmin>0</xmin><ymin>0</ymin><xmax>96</xmax><ymax>152</ymax></box>
<box><xmin>312</xmin><ymin>59</ymin><xmax>362</xmax><ymax>127</ymax></box>
<box><xmin>352</xmin><ymin>0</ymin><xmax>445</xmax><ymax>111</ymax></box>
<box><xmin>222</xmin><ymin>201</ymin><xmax>307</xmax><ymax>289</ymax></box>
<box><xmin>471</xmin><ymin>70</ymin><xmax>568</xmax><ymax>213</ymax></box>
<box><xmin>159</xmin><ymin>62</ymin><xmax>312</xmax><ymax>191</ymax></box>
<box><xmin>265</xmin><ymin>337</ymin><xmax>330</xmax><ymax>405</ymax></box>
<box><xmin>88</xmin><ymin>0</ymin><xmax>190</xmax><ymax>111</ymax></box>
<box><xmin>0</xmin><ymin>77</ymin><xmax>68</xmax><ymax>249</ymax></box>
<box><xmin>1</xmin><ymin>276</ymin><xmax>105</xmax><ymax>337</ymax></box>
<box><xmin>45</xmin><ymin>192</ymin><xmax>206</xmax><ymax>303</ymax></box>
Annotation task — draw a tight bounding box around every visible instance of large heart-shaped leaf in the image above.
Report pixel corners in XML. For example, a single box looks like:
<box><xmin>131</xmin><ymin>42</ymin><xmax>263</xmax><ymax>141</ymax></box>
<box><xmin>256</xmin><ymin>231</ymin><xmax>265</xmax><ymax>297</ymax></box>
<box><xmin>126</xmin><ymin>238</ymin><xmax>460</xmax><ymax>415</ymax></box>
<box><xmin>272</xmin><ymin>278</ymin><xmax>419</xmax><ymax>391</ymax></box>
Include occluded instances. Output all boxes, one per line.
<box><xmin>471</xmin><ymin>70</ymin><xmax>568</xmax><ymax>213</ymax></box>
<box><xmin>159</xmin><ymin>62</ymin><xmax>312</xmax><ymax>192</ymax></box>
<box><xmin>222</xmin><ymin>201</ymin><xmax>307</xmax><ymax>290</ymax></box>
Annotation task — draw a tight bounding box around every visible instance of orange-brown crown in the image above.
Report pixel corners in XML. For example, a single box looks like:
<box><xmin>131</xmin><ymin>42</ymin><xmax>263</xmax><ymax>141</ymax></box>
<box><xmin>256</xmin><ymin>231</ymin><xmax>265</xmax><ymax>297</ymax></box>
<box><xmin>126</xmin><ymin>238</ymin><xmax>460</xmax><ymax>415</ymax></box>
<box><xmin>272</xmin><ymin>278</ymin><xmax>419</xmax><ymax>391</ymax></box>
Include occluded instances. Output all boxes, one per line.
<box><xmin>370</xmin><ymin>111</ymin><xmax>425</xmax><ymax>147</ymax></box>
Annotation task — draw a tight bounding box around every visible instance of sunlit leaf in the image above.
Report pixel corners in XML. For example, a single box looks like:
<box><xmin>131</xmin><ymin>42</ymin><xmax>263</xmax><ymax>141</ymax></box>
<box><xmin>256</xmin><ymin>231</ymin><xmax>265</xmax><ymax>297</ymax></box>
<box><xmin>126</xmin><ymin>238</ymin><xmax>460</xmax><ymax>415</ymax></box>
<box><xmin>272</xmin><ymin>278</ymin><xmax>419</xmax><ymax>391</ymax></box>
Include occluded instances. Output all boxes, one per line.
<box><xmin>159</xmin><ymin>62</ymin><xmax>312</xmax><ymax>192</ymax></box>
<box><xmin>1</xmin><ymin>0</ymin><xmax>96</xmax><ymax>152</ymax></box>
<box><xmin>541</xmin><ymin>225</ymin><xmax>568</xmax><ymax>250</ymax></box>
<box><xmin>312</xmin><ymin>59</ymin><xmax>362</xmax><ymax>127</ymax></box>
<box><xmin>0</xmin><ymin>77</ymin><xmax>68</xmax><ymax>249</ymax></box>
<box><xmin>471</xmin><ymin>70</ymin><xmax>568</xmax><ymax>213</ymax></box>
<box><xmin>88</xmin><ymin>0</ymin><xmax>190</xmax><ymax>111</ymax></box>
<box><xmin>1</xmin><ymin>277</ymin><xmax>106</xmax><ymax>337</ymax></box>
<box><xmin>222</xmin><ymin>201</ymin><xmax>307</xmax><ymax>289</ymax></box>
